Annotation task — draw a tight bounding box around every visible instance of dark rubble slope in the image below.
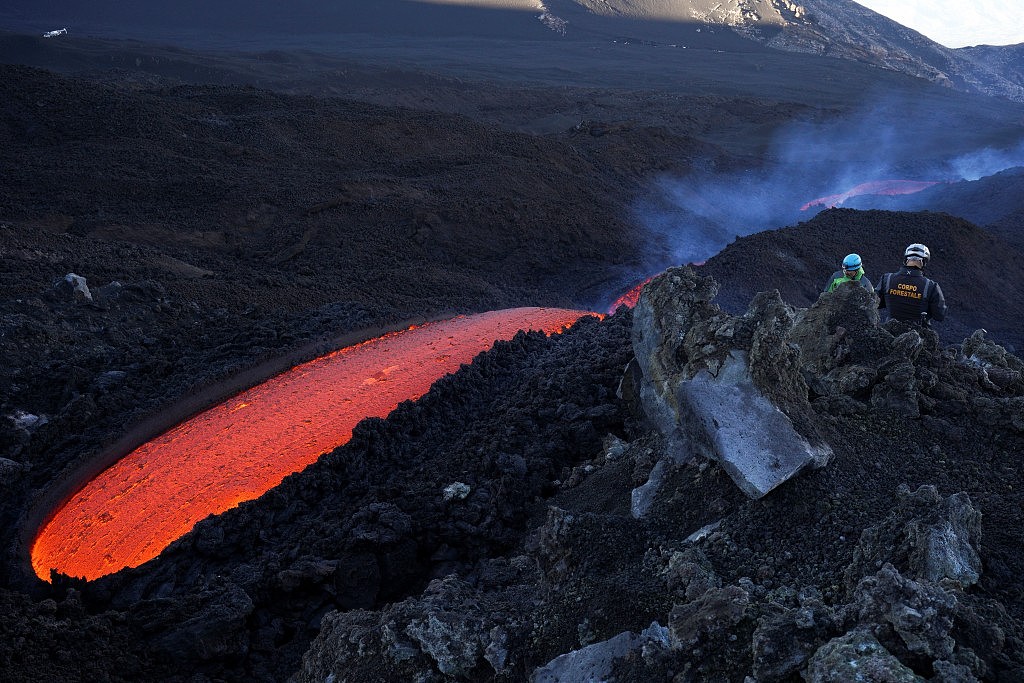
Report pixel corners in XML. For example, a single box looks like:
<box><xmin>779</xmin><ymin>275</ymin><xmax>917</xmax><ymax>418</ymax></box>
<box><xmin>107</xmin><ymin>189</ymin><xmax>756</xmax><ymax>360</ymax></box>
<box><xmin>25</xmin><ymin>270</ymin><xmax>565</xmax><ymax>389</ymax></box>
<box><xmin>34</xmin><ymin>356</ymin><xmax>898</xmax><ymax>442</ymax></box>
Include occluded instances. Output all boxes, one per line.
<box><xmin>0</xmin><ymin>62</ymin><xmax>647</xmax><ymax>315</ymax></box>
<box><xmin>841</xmin><ymin>168</ymin><xmax>1024</xmax><ymax>250</ymax></box>
<box><xmin>3</xmin><ymin>60</ymin><xmax>1024</xmax><ymax>682</ymax></box>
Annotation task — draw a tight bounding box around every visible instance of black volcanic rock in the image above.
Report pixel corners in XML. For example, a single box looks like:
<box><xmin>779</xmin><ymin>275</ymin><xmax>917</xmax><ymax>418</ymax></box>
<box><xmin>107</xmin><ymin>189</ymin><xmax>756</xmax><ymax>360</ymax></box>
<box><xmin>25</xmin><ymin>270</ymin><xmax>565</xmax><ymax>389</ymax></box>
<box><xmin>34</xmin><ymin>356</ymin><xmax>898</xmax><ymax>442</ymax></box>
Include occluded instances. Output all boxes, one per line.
<box><xmin>0</xmin><ymin>63</ymin><xmax>643</xmax><ymax>315</ymax></box>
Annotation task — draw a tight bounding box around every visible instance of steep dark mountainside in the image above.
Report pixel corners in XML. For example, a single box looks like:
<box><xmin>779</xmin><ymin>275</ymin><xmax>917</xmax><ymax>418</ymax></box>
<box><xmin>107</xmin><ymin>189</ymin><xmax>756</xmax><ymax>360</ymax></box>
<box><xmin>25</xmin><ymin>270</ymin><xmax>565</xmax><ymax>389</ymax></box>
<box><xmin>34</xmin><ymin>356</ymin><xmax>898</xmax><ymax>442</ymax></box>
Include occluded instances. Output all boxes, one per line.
<box><xmin>547</xmin><ymin>0</ymin><xmax>1024</xmax><ymax>102</ymax></box>
<box><xmin>2</xmin><ymin>38</ymin><xmax>1024</xmax><ymax>683</ymax></box>
<box><xmin>5</xmin><ymin>29</ymin><xmax>1024</xmax><ymax>170</ymax></box>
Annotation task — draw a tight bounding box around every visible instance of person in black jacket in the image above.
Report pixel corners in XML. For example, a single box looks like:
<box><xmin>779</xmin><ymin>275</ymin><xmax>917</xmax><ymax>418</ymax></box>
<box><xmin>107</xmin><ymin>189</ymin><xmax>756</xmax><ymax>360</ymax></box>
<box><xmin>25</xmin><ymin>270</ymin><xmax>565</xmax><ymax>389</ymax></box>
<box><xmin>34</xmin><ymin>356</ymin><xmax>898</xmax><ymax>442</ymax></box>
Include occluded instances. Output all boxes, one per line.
<box><xmin>876</xmin><ymin>243</ymin><xmax>947</xmax><ymax>324</ymax></box>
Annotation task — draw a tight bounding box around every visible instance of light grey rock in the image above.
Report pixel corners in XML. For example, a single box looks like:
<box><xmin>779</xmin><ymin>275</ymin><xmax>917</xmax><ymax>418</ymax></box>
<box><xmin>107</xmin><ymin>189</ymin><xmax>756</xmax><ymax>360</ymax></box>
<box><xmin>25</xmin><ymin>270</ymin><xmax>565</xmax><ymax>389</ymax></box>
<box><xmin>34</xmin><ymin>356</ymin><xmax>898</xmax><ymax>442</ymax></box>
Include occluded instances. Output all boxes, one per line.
<box><xmin>602</xmin><ymin>434</ymin><xmax>627</xmax><ymax>461</ymax></box>
<box><xmin>847</xmin><ymin>485</ymin><xmax>982</xmax><ymax>589</ymax></box>
<box><xmin>678</xmin><ymin>350</ymin><xmax>832</xmax><ymax>498</ymax></box>
<box><xmin>962</xmin><ymin>329</ymin><xmax>1024</xmax><ymax>373</ymax></box>
<box><xmin>917</xmin><ymin>510</ymin><xmax>982</xmax><ymax>587</ymax></box>
<box><xmin>484</xmin><ymin>625</ymin><xmax>510</xmax><ymax>675</ymax></box>
<box><xmin>631</xmin><ymin>458</ymin><xmax>667</xmax><ymax>518</ymax></box>
<box><xmin>533</xmin><ymin>629</ymin><xmax>638</xmax><ymax>683</ymax></box>
<box><xmin>664</xmin><ymin>548</ymin><xmax>721</xmax><ymax>601</ymax></box>
<box><xmin>295</xmin><ymin>573</ymin><xmax>518</xmax><ymax>682</ymax></box>
<box><xmin>56</xmin><ymin>272</ymin><xmax>93</xmax><ymax>302</ymax></box>
<box><xmin>8</xmin><ymin>410</ymin><xmax>48</xmax><ymax>431</ymax></box>
<box><xmin>442</xmin><ymin>481</ymin><xmax>471</xmax><ymax>501</ymax></box>
<box><xmin>854</xmin><ymin>564</ymin><xmax>957</xmax><ymax>661</ymax></box>
<box><xmin>405</xmin><ymin>612</ymin><xmax>481</xmax><ymax>677</ymax></box>
<box><xmin>532</xmin><ymin>622</ymin><xmax>669</xmax><ymax>683</ymax></box>
<box><xmin>961</xmin><ymin>329</ymin><xmax>1024</xmax><ymax>391</ymax></box>
<box><xmin>684</xmin><ymin>520</ymin><xmax>722</xmax><ymax>544</ymax></box>
<box><xmin>668</xmin><ymin>584</ymin><xmax>750</xmax><ymax>649</ymax></box>
<box><xmin>804</xmin><ymin>628</ymin><xmax>924</xmax><ymax>682</ymax></box>
<box><xmin>630</xmin><ymin>266</ymin><xmax>724</xmax><ymax>462</ymax></box>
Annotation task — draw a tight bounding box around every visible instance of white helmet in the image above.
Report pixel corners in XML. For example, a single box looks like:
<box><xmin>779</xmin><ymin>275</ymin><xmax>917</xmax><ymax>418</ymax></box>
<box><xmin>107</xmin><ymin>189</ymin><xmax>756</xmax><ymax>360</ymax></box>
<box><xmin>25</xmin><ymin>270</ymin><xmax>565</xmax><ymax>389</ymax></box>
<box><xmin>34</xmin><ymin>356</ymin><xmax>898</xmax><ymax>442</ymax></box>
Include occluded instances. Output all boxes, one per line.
<box><xmin>904</xmin><ymin>243</ymin><xmax>930</xmax><ymax>265</ymax></box>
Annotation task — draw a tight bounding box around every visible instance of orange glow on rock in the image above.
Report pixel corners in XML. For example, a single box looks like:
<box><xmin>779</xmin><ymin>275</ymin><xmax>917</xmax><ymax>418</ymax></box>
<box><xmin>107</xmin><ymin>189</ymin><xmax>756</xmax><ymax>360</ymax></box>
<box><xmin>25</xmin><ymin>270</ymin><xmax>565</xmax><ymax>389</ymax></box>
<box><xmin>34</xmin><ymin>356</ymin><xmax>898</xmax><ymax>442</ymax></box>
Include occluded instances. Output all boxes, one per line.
<box><xmin>31</xmin><ymin>307</ymin><xmax>592</xmax><ymax>582</ymax></box>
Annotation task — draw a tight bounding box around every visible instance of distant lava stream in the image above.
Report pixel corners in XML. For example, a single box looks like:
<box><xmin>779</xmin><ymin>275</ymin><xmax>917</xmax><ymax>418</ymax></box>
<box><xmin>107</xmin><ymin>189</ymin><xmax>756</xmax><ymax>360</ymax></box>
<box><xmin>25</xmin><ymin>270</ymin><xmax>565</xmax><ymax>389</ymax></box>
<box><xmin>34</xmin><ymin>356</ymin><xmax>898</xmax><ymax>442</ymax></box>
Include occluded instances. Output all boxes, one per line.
<box><xmin>801</xmin><ymin>179</ymin><xmax>943</xmax><ymax>210</ymax></box>
<box><xmin>31</xmin><ymin>308</ymin><xmax>593</xmax><ymax>582</ymax></box>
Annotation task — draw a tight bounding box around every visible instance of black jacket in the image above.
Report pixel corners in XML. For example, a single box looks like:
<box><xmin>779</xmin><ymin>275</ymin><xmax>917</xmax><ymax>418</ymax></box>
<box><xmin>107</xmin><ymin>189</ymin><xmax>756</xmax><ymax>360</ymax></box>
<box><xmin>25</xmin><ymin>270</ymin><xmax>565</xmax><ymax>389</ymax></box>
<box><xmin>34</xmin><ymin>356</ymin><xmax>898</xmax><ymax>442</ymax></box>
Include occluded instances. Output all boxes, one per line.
<box><xmin>876</xmin><ymin>266</ymin><xmax>946</xmax><ymax>323</ymax></box>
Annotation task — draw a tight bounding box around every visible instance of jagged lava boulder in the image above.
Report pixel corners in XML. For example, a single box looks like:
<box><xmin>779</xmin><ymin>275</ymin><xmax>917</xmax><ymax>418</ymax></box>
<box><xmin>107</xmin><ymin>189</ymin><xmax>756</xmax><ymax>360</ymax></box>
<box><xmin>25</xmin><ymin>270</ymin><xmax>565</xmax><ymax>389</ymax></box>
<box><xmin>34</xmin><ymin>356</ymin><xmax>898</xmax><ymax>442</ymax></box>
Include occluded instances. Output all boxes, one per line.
<box><xmin>629</xmin><ymin>265</ymin><xmax>833</xmax><ymax>499</ymax></box>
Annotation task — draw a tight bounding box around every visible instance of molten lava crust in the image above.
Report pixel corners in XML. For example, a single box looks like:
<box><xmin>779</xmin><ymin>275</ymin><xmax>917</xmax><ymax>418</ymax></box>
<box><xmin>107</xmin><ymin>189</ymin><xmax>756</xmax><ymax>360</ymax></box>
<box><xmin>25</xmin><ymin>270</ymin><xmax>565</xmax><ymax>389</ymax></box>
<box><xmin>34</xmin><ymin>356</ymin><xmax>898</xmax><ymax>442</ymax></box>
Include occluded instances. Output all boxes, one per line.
<box><xmin>31</xmin><ymin>307</ymin><xmax>592</xmax><ymax>581</ymax></box>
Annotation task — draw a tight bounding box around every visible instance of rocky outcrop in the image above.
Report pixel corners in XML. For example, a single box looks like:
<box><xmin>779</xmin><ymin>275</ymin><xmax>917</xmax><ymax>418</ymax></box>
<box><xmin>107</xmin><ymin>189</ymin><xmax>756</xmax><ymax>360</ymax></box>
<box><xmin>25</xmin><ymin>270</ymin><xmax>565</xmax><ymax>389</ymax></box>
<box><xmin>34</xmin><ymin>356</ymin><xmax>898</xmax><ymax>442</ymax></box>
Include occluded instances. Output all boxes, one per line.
<box><xmin>673</xmin><ymin>560</ymin><xmax>983</xmax><ymax>682</ymax></box>
<box><xmin>609</xmin><ymin>269</ymin><xmax>1022</xmax><ymax>680</ymax></box>
<box><xmin>295</xmin><ymin>569</ymin><xmax>532</xmax><ymax>682</ymax></box>
<box><xmin>630</xmin><ymin>264</ymin><xmax>1024</xmax><ymax>507</ymax></box>
<box><xmin>846</xmin><ymin>485</ymin><xmax>982</xmax><ymax>590</ymax></box>
<box><xmin>533</xmin><ymin>621</ymin><xmax>669</xmax><ymax>683</ymax></box>
<box><xmin>804</xmin><ymin>629</ymin><xmax>924</xmax><ymax>683</ymax></box>
<box><xmin>630</xmin><ymin>266</ymin><xmax>832</xmax><ymax>499</ymax></box>
<box><xmin>764</xmin><ymin>0</ymin><xmax>1024</xmax><ymax>102</ymax></box>
<box><xmin>52</xmin><ymin>273</ymin><xmax>92</xmax><ymax>303</ymax></box>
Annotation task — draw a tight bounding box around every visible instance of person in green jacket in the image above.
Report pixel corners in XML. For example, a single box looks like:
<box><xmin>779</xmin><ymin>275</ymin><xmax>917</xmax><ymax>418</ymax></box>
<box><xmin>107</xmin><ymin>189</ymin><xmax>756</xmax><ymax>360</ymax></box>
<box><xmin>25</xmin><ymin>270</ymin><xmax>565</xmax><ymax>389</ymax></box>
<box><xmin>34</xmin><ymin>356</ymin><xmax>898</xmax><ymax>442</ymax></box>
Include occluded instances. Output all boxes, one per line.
<box><xmin>824</xmin><ymin>253</ymin><xmax>873</xmax><ymax>293</ymax></box>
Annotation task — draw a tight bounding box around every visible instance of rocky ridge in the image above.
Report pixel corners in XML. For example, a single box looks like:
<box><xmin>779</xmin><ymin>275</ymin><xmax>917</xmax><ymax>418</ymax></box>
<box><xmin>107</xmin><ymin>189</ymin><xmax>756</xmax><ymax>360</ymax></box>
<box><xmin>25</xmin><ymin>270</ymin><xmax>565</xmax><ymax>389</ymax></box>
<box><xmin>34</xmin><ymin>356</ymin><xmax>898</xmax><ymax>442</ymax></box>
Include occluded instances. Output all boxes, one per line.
<box><xmin>762</xmin><ymin>0</ymin><xmax>1024</xmax><ymax>101</ymax></box>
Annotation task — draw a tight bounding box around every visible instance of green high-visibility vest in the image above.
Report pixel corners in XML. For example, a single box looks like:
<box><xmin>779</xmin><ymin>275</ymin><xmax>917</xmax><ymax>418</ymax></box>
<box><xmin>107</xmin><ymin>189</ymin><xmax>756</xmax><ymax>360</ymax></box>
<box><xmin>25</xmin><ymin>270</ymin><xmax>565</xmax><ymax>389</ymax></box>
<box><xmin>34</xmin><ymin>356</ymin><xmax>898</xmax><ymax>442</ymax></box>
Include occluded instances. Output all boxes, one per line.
<box><xmin>828</xmin><ymin>267</ymin><xmax>865</xmax><ymax>292</ymax></box>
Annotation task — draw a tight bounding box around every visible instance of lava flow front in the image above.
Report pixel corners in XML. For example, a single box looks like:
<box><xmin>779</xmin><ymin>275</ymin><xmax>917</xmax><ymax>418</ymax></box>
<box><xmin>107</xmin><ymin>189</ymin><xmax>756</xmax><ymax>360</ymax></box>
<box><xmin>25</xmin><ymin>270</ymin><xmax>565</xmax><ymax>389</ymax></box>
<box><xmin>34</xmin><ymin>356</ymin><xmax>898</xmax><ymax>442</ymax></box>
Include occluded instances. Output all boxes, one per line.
<box><xmin>31</xmin><ymin>308</ymin><xmax>592</xmax><ymax>582</ymax></box>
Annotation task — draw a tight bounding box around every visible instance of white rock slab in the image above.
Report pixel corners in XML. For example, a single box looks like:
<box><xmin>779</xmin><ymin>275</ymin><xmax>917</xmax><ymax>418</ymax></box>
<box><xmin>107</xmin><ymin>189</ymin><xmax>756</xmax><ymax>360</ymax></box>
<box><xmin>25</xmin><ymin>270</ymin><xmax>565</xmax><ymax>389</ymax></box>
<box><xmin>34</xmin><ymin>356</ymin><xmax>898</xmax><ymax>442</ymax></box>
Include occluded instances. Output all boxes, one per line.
<box><xmin>678</xmin><ymin>351</ymin><xmax>831</xmax><ymax>499</ymax></box>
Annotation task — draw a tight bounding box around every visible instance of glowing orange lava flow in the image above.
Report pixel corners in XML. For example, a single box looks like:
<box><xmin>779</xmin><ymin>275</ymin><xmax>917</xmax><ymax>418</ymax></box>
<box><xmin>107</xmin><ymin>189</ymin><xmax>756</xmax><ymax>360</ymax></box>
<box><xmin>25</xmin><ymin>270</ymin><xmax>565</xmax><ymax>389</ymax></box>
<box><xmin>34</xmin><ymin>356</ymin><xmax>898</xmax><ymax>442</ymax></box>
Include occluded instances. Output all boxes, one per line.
<box><xmin>31</xmin><ymin>307</ymin><xmax>592</xmax><ymax>582</ymax></box>
<box><xmin>801</xmin><ymin>179</ymin><xmax>942</xmax><ymax>210</ymax></box>
<box><xmin>608</xmin><ymin>265</ymin><xmax>705</xmax><ymax>314</ymax></box>
<box><xmin>608</xmin><ymin>277</ymin><xmax>653</xmax><ymax>313</ymax></box>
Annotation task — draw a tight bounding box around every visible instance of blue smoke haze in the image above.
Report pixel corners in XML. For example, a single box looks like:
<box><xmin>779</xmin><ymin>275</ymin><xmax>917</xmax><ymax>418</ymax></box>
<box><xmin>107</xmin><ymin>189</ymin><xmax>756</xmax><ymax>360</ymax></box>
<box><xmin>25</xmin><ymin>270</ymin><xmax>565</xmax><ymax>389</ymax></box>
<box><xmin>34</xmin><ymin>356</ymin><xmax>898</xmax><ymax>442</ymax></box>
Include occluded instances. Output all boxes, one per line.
<box><xmin>633</xmin><ymin>95</ymin><xmax>1024</xmax><ymax>277</ymax></box>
